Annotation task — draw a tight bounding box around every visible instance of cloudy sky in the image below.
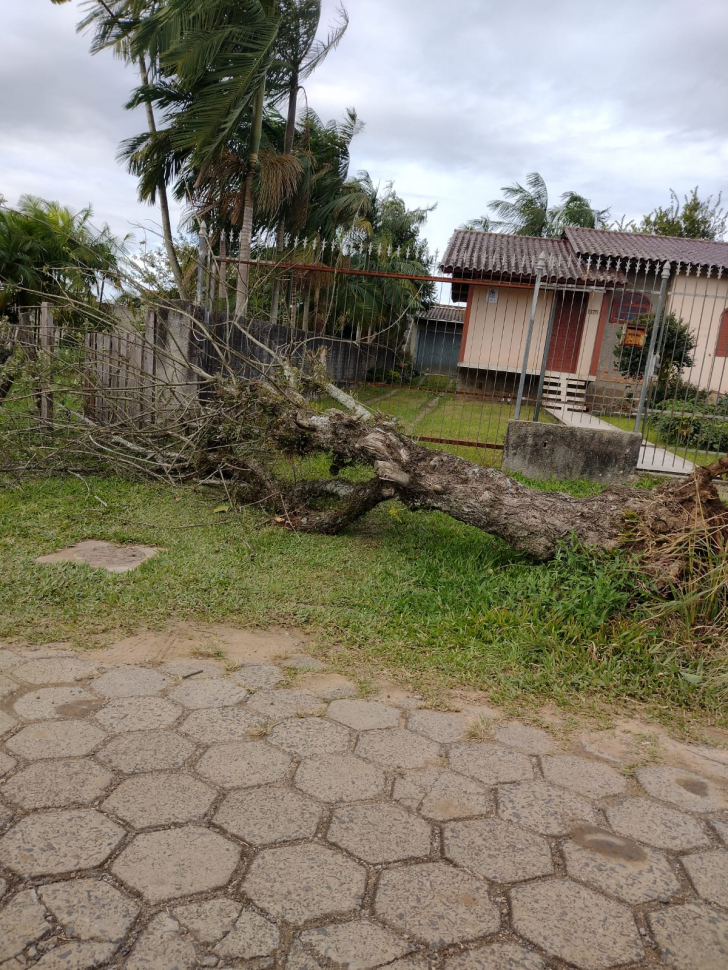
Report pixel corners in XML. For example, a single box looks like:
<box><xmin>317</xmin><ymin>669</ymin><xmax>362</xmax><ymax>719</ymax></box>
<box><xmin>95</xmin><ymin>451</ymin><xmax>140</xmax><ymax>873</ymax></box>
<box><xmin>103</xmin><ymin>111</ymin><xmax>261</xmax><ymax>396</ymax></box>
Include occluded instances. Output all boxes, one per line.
<box><xmin>3</xmin><ymin>0</ymin><xmax>728</xmax><ymax>255</ymax></box>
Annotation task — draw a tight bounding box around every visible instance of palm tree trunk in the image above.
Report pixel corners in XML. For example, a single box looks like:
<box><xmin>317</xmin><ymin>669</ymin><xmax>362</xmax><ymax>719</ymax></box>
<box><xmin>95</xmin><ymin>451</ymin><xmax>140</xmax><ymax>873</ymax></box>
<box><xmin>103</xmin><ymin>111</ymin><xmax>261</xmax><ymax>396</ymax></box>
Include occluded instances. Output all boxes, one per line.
<box><xmin>270</xmin><ymin>74</ymin><xmax>299</xmax><ymax>326</ymax></box>
<box><xmin>218</xmin><ymin>231</ymin><xmax>228</xmax><ymax>306</ymax></box>
<box><xmin>236</xmin><ymin>76</ymin><xmax>267</xmax><ymax>319</ymax></box>
<box><xmin>138</xmin><ymin>55</ymin><xmax>188</xmax><ymax>301</ymax></box>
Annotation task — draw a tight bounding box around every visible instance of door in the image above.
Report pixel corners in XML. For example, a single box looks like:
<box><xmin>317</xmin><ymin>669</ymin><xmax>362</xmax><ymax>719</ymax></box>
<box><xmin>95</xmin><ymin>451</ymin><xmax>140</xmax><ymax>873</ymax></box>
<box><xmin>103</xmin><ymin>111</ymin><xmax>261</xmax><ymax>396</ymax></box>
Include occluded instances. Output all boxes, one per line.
<box><xmin>546</xmin><ymin>293</ymin><xmax>589</xmax><ymax>374</ymax></box>
<box><xmin>415</xmin><ymin>324</ymin><xmax>462</xmax><ymax>376</ymax></box>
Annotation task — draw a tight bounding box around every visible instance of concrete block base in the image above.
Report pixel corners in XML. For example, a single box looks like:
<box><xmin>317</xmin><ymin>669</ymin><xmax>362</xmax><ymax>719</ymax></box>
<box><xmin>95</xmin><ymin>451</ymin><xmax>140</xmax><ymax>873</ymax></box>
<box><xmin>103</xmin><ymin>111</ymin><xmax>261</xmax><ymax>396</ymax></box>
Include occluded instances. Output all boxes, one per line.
<box><xmin>502</xmin><ymin>420</ymin><xmax>641</xmax><ymax>484</ymax></box>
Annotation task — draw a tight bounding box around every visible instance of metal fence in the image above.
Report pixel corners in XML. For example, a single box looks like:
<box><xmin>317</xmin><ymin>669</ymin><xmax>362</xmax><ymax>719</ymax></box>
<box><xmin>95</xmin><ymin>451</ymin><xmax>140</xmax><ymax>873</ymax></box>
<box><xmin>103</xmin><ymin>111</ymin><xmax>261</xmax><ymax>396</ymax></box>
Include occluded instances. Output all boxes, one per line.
<box><xmin>203</xmin><ymin>237</ymin><xmax>728</xmax><ymax>475</ymax></box>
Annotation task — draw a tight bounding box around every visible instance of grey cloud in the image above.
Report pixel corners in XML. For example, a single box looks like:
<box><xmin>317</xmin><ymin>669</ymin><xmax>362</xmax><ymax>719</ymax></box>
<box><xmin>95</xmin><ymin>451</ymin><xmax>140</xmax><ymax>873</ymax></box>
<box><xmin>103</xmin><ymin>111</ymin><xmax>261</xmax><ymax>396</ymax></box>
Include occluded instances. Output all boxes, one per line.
<box><xmin>2</xmin><ymin>0</ymin><xmax>726</xmax><ymax>253</ymax></box>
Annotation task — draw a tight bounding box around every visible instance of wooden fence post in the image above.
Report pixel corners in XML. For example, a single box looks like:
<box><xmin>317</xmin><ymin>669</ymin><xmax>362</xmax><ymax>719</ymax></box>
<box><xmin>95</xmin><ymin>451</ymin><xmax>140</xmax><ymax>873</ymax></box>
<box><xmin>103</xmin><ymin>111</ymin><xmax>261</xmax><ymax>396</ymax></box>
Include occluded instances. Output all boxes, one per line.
<box><xmin>39</xmin><ymin>303</ymin><xmax>54</xmax><ymax>426</ymax></box>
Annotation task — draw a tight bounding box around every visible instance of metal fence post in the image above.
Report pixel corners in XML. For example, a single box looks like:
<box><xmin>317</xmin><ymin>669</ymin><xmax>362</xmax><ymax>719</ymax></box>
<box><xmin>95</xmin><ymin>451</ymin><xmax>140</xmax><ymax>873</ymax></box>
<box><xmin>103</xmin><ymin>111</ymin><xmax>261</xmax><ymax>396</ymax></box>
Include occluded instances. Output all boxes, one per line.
<box><xmin>514</xmin><ymin>253</ymin><xmax>546</xmax><ymax>420</ymax></box>
<box><xmin>533</xmin><ymin>294</ymin><xmax>558</xmax><ymax>422</ymax></box>
<box><xmin>633</xmin><ymin>261</ymin><xmax>671</xmax><ymax>433</ymax></box>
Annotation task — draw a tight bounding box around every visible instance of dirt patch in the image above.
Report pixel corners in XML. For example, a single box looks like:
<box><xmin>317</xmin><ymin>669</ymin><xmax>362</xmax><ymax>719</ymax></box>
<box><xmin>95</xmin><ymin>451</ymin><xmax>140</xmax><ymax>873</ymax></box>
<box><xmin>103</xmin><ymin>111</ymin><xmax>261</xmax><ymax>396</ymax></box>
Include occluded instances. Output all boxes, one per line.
<box><xmin>84</xmin><ymin>622</ymin><xmax>309</xmax><ymax>667</ymax></box>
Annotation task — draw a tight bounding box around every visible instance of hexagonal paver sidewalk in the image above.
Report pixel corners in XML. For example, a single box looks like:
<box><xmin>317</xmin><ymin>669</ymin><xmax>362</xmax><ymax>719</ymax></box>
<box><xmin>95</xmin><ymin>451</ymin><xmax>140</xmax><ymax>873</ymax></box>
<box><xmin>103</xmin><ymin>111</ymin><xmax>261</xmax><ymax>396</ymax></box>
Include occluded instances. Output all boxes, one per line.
<box><xmin>1</xmin><ymin>646</ymin><xmax>728</xmax><ymax>970</ymax></box>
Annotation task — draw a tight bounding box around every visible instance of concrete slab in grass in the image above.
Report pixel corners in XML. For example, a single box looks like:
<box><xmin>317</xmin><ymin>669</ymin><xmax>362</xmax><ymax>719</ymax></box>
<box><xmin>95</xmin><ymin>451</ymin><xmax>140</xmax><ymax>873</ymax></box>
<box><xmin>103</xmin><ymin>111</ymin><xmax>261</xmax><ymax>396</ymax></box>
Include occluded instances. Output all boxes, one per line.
<box><xmin>35</xmin><ymin>540</ymin><xmax>160</xmax><ymax>573</ymax></box>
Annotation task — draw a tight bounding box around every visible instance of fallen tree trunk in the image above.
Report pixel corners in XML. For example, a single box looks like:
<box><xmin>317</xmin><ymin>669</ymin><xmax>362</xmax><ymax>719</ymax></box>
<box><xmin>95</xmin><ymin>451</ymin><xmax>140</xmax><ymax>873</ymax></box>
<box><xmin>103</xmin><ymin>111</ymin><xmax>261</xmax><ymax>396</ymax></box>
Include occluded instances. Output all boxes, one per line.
<box><xmin>281</xmin><ymin>408</ymin><xmax>728</xmax><ymax>567</ymax></box>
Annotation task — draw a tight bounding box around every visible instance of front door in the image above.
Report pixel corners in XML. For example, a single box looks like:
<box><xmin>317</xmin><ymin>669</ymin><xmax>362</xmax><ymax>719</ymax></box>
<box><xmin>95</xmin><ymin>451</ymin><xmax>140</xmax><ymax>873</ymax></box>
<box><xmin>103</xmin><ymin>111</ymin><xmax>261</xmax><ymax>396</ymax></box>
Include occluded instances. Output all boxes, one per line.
<box><xmin>546</xmin><ymin>293</ymin><xmax>588</xmax><ymax>374</ymax></box>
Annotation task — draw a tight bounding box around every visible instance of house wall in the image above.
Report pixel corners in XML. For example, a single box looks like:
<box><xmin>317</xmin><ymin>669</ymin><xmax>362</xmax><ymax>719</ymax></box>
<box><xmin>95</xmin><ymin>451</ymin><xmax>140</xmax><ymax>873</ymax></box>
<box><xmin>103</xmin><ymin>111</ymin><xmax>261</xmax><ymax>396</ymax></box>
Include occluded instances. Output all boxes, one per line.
<box><xmin>667</xmin><ymin>272</ymin><xmax>728</xmax><ymax>396</ymax></box>
<box><xmin>459</xmin><ymin>284</ymin><xmax>603</xmax><ymax>381</ymax></box>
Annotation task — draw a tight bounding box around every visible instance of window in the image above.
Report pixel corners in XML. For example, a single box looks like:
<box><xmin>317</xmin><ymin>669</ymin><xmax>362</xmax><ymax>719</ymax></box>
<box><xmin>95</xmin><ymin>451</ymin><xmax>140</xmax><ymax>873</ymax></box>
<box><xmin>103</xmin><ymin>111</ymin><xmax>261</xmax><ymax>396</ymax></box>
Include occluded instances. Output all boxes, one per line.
<box><xmin>610</xmin><ymin>291</ymin><xmax>651</xmax><ymax>324</ymax></box>
<box><xmin>716</xmin><ymin>309</ymin><xmax>728</xmax><ymax>358</ymax></box>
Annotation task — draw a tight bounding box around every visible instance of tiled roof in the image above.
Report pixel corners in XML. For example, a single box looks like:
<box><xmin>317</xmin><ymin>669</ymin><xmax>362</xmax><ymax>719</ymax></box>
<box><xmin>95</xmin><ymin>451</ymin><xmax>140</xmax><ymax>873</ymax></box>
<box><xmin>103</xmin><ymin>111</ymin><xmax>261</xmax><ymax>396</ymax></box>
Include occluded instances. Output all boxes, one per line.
<box><xmin>565</xmin><ymin>227</ymin><xmax>728</xmax><ymax>271</ymax></box>
<box><xmin>418</xmin><ymin>305</ymin><xmax>465</xmax><ymax>324</ymax></box>
<box><xmin>440</xmin><ymin>231</ymin><xmax>625</xmax><ymax>284</ymax></box>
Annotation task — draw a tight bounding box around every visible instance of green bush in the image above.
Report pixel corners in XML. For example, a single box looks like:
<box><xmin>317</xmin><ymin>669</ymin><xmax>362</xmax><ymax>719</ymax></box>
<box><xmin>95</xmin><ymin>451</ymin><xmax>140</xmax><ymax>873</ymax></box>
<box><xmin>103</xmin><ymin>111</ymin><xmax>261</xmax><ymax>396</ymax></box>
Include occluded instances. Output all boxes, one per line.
<box><xmin>655</xmin><ymin>397</ymin><xmax>728</xmax><ymax>452</ymax></box>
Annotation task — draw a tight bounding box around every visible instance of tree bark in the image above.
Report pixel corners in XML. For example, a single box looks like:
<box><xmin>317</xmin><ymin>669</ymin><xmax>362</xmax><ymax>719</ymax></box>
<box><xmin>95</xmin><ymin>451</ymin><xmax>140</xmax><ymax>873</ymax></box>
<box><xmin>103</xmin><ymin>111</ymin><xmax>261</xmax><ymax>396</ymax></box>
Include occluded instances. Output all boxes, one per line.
<box><xmin>138</xmin><ymin>55</ymin><xmax>188</xmax><ymax>301</ymax></box>
<box><xmin>236</xmin><ymin>76</ymin><xmax>267</xmax><ymax>319</ymax></box>
<box><xmin>270</xmin><ymin>74</ymin><xmax>299</xmax><ymax>326</ymax></box>
<box><xmin>286</xmin><ymin>410</ymin><xmax>728</xmax><ymax>562</ymax></box>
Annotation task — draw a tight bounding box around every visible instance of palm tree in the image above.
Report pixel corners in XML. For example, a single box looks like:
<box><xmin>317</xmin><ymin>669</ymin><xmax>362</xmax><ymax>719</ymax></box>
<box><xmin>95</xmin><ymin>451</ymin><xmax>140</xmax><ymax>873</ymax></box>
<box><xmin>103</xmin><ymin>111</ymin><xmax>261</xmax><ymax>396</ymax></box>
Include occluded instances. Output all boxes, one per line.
<box><xmin>0</xmin><ymin>196</ymin><xmax>121</xmax><ymax>318</ymax></box>
<box><xmin>51</xmin><ymin>0</ymin><xmax>189</xmax><ymax>299</ymax></box>
<box><xmin>460</xmin><ymin>215</ymin><xmax>492</xmax><ymax>232</ymax></box>
<box><xmin>485</xmin><ymin>172</ymin><xmax>609</xmax><ymax>237</ymax></box>
<box><xmin>267</xmin><ymin>2</ymin><xmax>348</xmax><ymax>322</ymax></box>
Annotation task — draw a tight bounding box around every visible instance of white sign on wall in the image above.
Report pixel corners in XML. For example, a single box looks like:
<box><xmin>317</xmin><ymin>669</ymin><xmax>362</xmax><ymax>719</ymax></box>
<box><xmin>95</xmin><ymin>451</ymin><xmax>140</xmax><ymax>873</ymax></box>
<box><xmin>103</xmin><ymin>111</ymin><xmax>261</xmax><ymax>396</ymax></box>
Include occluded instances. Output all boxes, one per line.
<box><xmin>486</xmin><ymin>288</ymin><xmax>499</xmax><ymax>304</ymax></box>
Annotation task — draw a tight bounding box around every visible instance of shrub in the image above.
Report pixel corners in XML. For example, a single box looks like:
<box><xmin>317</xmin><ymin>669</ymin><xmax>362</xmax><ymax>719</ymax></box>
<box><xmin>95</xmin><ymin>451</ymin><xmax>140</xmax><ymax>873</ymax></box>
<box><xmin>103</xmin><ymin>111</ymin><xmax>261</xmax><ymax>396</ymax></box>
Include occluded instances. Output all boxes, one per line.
<box><xmin>655</xmin><ymin>397</ymin><xmax>728</xmax><ymax>452</ymax></box>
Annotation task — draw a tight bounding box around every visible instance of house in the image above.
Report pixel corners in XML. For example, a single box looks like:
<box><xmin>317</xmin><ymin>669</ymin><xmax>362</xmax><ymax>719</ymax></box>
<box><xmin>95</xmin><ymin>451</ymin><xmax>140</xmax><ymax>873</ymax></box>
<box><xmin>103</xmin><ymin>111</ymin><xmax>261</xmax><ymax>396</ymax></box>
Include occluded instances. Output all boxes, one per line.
<box><xmin>440</xmin><ymin>227</ymin><xmax>728</xmax><ymax>409</ymax></box>
<box><xmin>411</xmin><ymin>305</ymin><xmax>465</xmax><ymax>376</ymax></box>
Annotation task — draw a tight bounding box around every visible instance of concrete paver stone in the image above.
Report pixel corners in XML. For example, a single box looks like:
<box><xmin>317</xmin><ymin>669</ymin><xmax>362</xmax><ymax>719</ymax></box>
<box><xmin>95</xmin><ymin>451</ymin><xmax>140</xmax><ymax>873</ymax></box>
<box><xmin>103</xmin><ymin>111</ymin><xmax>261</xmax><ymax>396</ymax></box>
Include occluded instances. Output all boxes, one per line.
<box><xmin>112</xmin><ymin>826</ymin><xmax>240</xmax><ymax>902</ymax></box>
<box><xmin>6</xmin><ymin>720</ymin><xmax>106</xmax><ymax>760</ymax></box>
<box><xmin>0</xmin><ymin>673</ymin><xmax>18</xmax><ymax>700</ymax></box>
<box><xmin>648</xmin><ymin>902</ymin><xmax>728</xmax><ymax>970</ymax></box>
<box><xmin>268</xmin><ymin>716</ymin><xmax>352</xmax><ymax>758</ymax></box>
<box><xmin>195</xmin><ymin>740</ymin><xmax>291</xmax><ymax>788</ymax></box>
<box><xmin>39</xmin><ymin>878</ymin><xmax>139</xmax><ymax>943</ymax></box>
<box><xmin>215</xmin><ymin>910</ymin><xmax>280</xmax><ymax>960</ymax></box>
<box><xmin>637</xmin><ymin>765</ymin><xmax>728</xmax><ymax>813</ymax></box>
<box><xmin>94</xmin><ymin>696</ymin><xmax>182</xmax><ymax>733</ymax></box>
<box><xmin>244</xmin><ymin>843</ymin><xmax>366</xmax><ymax>923</ymax></box>
<box><xmin>287</xmin><ymin>941</ymin><xmax>325</xmax><ymax>970</ymax></box>
<box><xmin>563</xmin><ymin>825</ymin><xmax>680</xmax><ymax>904</ymax></box>
<box><xmin>174</xmin><ymin>897</ymin><xmax>241</xmax><ymax>943</ymax></box>
<box><xmin>328</xmin><ymin>699</ymin><xmax>401</xmax><ymax>731</ymax></box>
<box><xmin>375</xmin><ymin>861</ymin><xmax>500</xmax><ymax>947</ymax></box>
<box><xmin>247</xmin><ymin>689</ymin><xmax>325</xmax><ymax>720</ymax></box>
<box><xmin>0</xmin><ymin>647</ymin><xmax>20</xmax><ymax>670</ymax></box>
<box><xmin>179</xmin><ymin>706</ymin><xmax>266</xmax><ymax>743</ymax></box>
<box><xmin>96</xmin><ymin>729</ymin><xmax>195</xmax><ymax>773</ymax></box>
<box><xmin>681</xmin><ymin>850</ymin><xmax>728</xmax><ymax>909</ymax></box>
<box><xmin>356</xmin><ymin>728</ymin><xmax>442</xmax><ymax>770</ymax></box>
<box><xmin>214</xmin><ymin>785</ymin><xmax>322</xmax><ymax>845</ymax></box>
<box><xmin>492</xmin><ymin>723</ymin><xmax>555</xmax><ymax>756</ymax></box>
<box><xmin>14</xmin><ymin>686</ymin><xmax>100</xmax><ymax>721</ymax></box>
<box><xmin>449</xmin><ymin>743</ymin><xmax>533</xmax><ymax>787</ymax></box>
<box><xmin>0</xmin><ymin>708</ymin><xmax>17</xmax><ymax>737</ymax></box>
<box><xmin>444</xmin><ymin>941</ymin><xmax>547</xmax><ymax>970</ymax></box>
<box><xmin>711</xmin><ymin>817</ymin><xmax>728</xmax><ymax>844</ymax></box>
<box><xmin>299</xmin><ymin>673</ymin><xmax>359</xmax><ymax>700</ymax></box>
<box><xmin>31</xmin><ymin>940</ymin><xmax>116</xmax><ymax>969</ymax></box>
<box><xmin>12</xmin><ymin>657</ymin><xmax>97</xmax><ymax>685</ymax></box>
<box><xmin>605</xmin><ymin>797</ymin><xmax>711</xmax><ymax>851</ymax></box>
<box><xmin>497</xmin><ymin>780</ymin><xmax>602</xmax><ymax>836</ymax></box>
<box><xmin>102</xmin><ymin>771</ymin><xmax>216</xmax><ymax>827</ymax></box>
<box><xmin>419</xmin><ymin>770</ymin><xmax>492</xmax><ymax>821</ymax></box>
<box><xmin>300</xmin><ymin>919</ymin><xmax>413</xmax><ymax>970</ymax></box>
<box><xmin>92</xmin><ymin>666</ymin><xmax>170</xmax><ymax>698</ymax></box>
<box><xmin>2</xmin><ymin>757</ymin><xmax>113</xmax><ymax>809</ymax></box>
<box><xmin>231</xmin><ymin>664</ymin><xmax>284</xmax><ymax>689</ymax></box>
<box><xmin>295</xmin><ymin>753</ymin><xmax>386</xmax><ymax>802</ymax></box>
<box><xmin>444</xmin><ymin>817</ymin><xmax>554</xmax><ymax>884</ymax></box>
<box><xmin>0</xmin><ymin>809</ymin><xmax>124</xmax><ymax>876</ymax></box>
<box><xmin>160</xmin><ymin>660</ymin><xmax>225</xmax><ymax>679</ymax></box>
<box><xmin>0</xmin><ymin>750</ymin><xmax>16</xmax><ymax>777</ymax></box>
<box><xmin>282</xmin><ymin>655</ymin><xmax>327</xmax><ymax>671</ymax></box>
<box><xmin>407</xmin><ymin>709</ymin><xmax>469</xmax><ymax>743</ymax></box>
<box><xmin>167</xmin><ymin>678</ymin><xmax>248</xmax><ymax>710</ymax></box>
<box><xmin>511</xmin><ymin>877</ymin><xmax>644</xmax><ymax>970</ymax></box>
<box><xmin>0</xmin><ymin>889</ymin><xmax>49</xmax><ymax>962</ymax></box>
<box><xmin>125</xmin><ymin>914</ymin><xmax>197</xmax><ymax>970</ymax></box>
<box><xmin>541</xmin><ymin>755</ymin><xmax>627</xmax><ymax>800</ymax></box>
<box><xmin>328</xmin><ymin>801</ymin><xmax>432</xmax><ymax>863</ymax></box>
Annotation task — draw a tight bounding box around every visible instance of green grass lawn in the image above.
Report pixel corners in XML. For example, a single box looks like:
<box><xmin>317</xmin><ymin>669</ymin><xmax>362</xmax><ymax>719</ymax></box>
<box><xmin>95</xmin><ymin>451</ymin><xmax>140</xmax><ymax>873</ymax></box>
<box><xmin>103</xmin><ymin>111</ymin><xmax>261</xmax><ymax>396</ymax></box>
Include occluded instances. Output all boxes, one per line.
<box><xmin>1</xmin><ymin>472</ymin><xmax>725</xmax><ymax>727</ymax></box>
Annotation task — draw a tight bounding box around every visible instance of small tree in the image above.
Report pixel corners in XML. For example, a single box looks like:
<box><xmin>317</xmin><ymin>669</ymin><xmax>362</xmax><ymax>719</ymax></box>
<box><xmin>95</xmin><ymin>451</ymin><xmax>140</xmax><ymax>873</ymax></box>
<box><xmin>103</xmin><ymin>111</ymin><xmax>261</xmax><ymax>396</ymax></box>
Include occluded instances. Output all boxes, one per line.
<box><xmin>614</xmin><ymin>311</ymin><xmax>696</xmax><ymax>402</ymax></box>
<box><xmin>637</xmin><ymin>188</ymin><xmax>726</xmax><ymax>240</ymax></box>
